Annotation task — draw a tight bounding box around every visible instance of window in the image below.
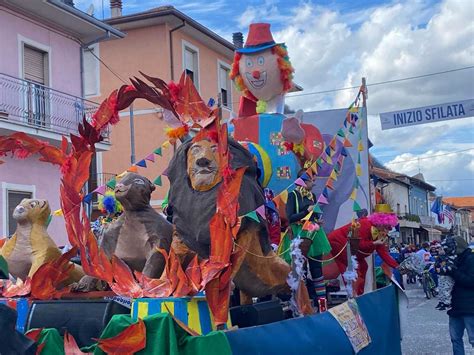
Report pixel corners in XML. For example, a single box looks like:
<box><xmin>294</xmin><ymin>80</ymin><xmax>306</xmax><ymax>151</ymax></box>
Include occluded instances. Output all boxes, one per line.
<box><xmin>182</xmin><ymin>41</ymin><xmax>199</xmax><ymax>90</ymax></box>
<box><xmin>404</xmin><ymin>205</ymin><xmax>408</xmax><ymax>215</ymax></box>
<box><xmin>218</xmin><ymin>61</ymin><xmax>232</xmax><ymax>109</ymax></box>
<box><xmin>83</xmin><ymin>44</ymin><xmax>100</xmax><ymax>97</ymax></box>
<box><xmin>22</xmin><ymin>43</ymin><xmax>49</xmax><ymax>127</ymax></box>
<box><xmin>397</xmin><ymin>203</ymin><xmax>401</xmax><ymax>215</ymax></box>
<box><xmin>7</xmin><ymin>190</ymin><xmax>33</xmax><ymax>236</ymax></box>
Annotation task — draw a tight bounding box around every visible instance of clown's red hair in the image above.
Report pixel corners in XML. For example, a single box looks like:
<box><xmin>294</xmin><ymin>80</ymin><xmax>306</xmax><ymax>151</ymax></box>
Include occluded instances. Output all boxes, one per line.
<box><xmin>230</xmin><ymin>44</ymin><xmax>295</xmax><ymax>100</ymax></box>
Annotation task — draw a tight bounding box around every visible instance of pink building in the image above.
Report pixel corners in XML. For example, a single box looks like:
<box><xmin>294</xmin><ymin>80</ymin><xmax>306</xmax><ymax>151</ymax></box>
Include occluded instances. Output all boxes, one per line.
<box><xmin>0</xmin><ymin>1</ymin><xmax>123</xmax><ymax>245</ymax></box>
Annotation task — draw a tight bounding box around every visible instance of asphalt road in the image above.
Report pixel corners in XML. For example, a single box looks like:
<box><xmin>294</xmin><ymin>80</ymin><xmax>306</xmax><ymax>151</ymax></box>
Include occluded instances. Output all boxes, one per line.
<box><xmin>401</xmin><ymin>282</ymin><xmax>473</xmax><ymax>354</ymax></box>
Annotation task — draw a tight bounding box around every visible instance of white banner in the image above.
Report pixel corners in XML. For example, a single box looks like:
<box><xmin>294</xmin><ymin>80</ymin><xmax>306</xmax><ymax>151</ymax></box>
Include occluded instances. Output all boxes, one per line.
<box><xmin>379</xmin><ymin>99</ymin><xmax>474</xmax><ymax>130</ymax></box>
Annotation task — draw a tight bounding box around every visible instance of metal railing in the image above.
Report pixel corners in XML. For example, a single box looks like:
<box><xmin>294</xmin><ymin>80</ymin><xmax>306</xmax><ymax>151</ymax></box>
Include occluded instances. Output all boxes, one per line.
<box><xmin>0</xmin><ymin>73</ymin><xmax>107</xmax><ymax>139</ymax></box>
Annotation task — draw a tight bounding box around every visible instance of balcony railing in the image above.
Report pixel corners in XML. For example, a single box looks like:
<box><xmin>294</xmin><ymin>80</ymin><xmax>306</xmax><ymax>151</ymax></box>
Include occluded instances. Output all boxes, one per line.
<box><xmin>0</xmin><ymin>73</ymin><xmax>107</xmax><ymax>139</ymax></box>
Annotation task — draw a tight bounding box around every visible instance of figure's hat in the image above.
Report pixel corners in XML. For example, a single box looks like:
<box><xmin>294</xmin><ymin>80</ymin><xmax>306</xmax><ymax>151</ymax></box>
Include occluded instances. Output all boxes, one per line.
<box><xmin>374</xmin><ymin>204</ymin><xmax>393</xmax><ymax>213</ymax></box>
<box><xmin>237</xmin><ymin>23</ymin><xmax>281</xmax><ymax>54</ymax></box>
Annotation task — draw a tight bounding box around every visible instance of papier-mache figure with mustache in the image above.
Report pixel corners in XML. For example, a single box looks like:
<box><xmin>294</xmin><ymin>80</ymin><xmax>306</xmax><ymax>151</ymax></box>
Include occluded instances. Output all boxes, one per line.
<box><xmin>231</xmin><ymin>23</ymin><xmax>324</xmax><ymax>194</ymax></box>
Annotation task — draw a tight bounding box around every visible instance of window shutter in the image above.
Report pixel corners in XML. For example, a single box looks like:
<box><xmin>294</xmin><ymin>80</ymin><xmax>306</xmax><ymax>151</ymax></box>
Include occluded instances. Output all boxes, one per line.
<box><xmin>24</xmin><ymin>46</ymin><xmax>46</xmax><ymax>84</ymax></box>
<box><xmin>84</xmin><ymin>47</ymin><xmax>98</xmax><ymax>96</ymax></box>
<box><xmin>219</xmin><ymin>66</ymin><xmax>228</xmax><ymax>89</ymax></box>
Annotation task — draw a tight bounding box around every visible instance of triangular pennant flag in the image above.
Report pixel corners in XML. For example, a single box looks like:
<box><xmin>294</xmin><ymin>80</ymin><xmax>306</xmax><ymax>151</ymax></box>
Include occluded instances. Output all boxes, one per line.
<box><xmin>343</xmin><ymin>138</ymin><xmax>353</xmax><ymax>148</ymax></box>
<box><xmin>311</xmin><ymin>162</ymin><xmax>318</xmax><ymax>173</ymax></box>
<box><xmin>337</xmin><ymin>129</ymin><xmax>345</xmax><ymax>138</ymax></box>
<box><xmin>136</xmin><ymin>159</ymin><xmax>147</xmax><ymax>168</ymax></box>
<box><xmin>341</xmin><ymin>147</ymin><xmax>348</xmax><ymax>157</ymax></box>
<box><xmin>353</xmin><ymin>200</ymin><xmax>362</xmax><ymax>212</ymax></box>
<box><xmin>350</xmin><ymin>188</ymin><xmax>357</xmax><ymax>201</ymax></box>
<box><xmin>356</xmin><ymin>164</ymin><xmax>362</xmax><ymax>177</ymax></box>
<box><xmin>162</xmin><ymin>141</ymin><xmax>171</xmax><ymax>149</ymax></box>
<box><xmin>313</xmin><ymin>204</ymin><xmax>323</xmax><ymax>214</ymax></box>
<box><xmin>316</xmin><ymin>158</ymin><xmax>323</xmax><ymax>167</ymax></box>
<box><xmin>349</xmin><ymin>126</ymin><xmax>354</xmax><ymax>134</ymax></box>
<box><xmin>256</xmin><ymin>205</ymin><xmax>266</xmax><ymax>220</ymax></box>
<box><xmin>349</xmin><ymin>106</ymin><xmax>359</xmax><ymax>113</ymax></box>
<box><xmin>318</xmin><ymin>194</ymin><xmax>329</xmax><ymax>205</ymax></box>
<box><xmin>302</xmin><ymin>211</ymin><xmax>313</xmax><ymax>221</ymax></box>
<box><xmin>302</xmin><ymin>220</ymin><xmax>313</xmax><ymax>231</ymax></box>
<box><xmin>127</xmin><ymin>165</ymin><xmax>138</xmax><ymax>173</ymax></box>
<box><xmin>325</xmin><ymin>146</ymin><xmax>331</xmax><ymax>155</ymax></box>
<box><xmin>52</xmin><ymin>209</ymin><xmax>63</xmax><ymax>216</ymax></box>
<box><xmin>145</xmin><ymin>153</ymin><xmax>155</xmax><ymax>162</ymax></box>
<box><xmin>106</xmin><ymin>177</ymin><xmax>116</xmax><ymax>190</ymax></box>
<box><xmin>294</xmin><ymin>178</ymin><xmax>306</xmax><ymax>187</ymax></box>
<box><xmin>358</xmin><ymin>141</ymin><xmax>364</xmax><ymax>152</ymax></box>
<box><xmin>154</xmin><ymin>147</ymin><xmax>163</xmax><ymax>156</ymax></box>
<box><xmin>344</xmin><ymin>119</ymin><xmax>348</xmax><ymax>128</ymax></box>
<box><xmin>46</xmin><ymin>215</ymin><xmax>52</xmax><ymax>227</ymax></box>
<box><xmin>325</xmin><ymin>155</ymin><xmax>333</xmax><ymax>164</ymax></box>
<box><xmin>322</xmin><ymin>187</ymin><xmax>329</xmax><ymax>198</ymax></box>
<box><xmin>280</xmin><ymin>190</ymin><xmax>289</xmax><ymax>204</ymax></box>
<box><xmin>245</xmin><ymin>211</ymin><xmax>260</xmax><ymax>223</ymax></box>
<box><xmin>153</xmin><ymin>175</ymin><xmax>162</xmax><ymax>186</ymax></box>
<box><xmin>326</xmin><ymin>179</ymin><xmax>335</xmax><ymax>190</ymax></box>
<box><xmin>330</xmin><ymin>170</ymin><xmax>338</xmax><ymax>181</ymax></box>
<box><xmin>358</xmin><ymin>152</ymin><xmax>361</xmax><ymax>164</ymax></box>
<box><xmin>93</xmin><ymin>185</ymin><xmax>106</xmax><ymax>195</ymax></box>
<box><xmin>83</xmin><ymin>193</ymin><xmax>93</xmax><ymax>204</ymax></box>
<box><xmin>117</xmin><ymin>171</ymin><xmax>127</xmax><ymax>179</ymax></box>
<box><xmin>334</xmin><ymin>164</ymin><xmax>340</xmax><ymax>174</ymax></box>
<box><xmin>329</xmin><ymin>139</ymin><xmax>337</xmax><ymax>150</ymax></box>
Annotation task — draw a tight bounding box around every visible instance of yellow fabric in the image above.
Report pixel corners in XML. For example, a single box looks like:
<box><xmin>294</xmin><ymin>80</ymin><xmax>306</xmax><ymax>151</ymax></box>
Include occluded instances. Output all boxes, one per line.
<box><xmin>374</xmin><ymin>203</ymin><xmax>393</xmax><ymax>213</ymax></box>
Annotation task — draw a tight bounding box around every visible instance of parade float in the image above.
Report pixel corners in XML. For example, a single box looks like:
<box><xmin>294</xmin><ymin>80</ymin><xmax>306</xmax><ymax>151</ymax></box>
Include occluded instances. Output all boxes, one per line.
<box><xmin>0</xmin><ymin>23</ymin><xmax>405</xmax><ymax>354</ymax></box>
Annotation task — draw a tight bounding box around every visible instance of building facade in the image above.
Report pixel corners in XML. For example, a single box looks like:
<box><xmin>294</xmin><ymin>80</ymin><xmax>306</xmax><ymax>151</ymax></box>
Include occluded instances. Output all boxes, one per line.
<box><xmin>0</xmin><ymin>1</ymin><xmax>123</xmax><ymax>244</ymax></box>
<box><xmin>85</xmin><ymin>4</ymin><xmax>240</xmax><ymax>209</ymax></box>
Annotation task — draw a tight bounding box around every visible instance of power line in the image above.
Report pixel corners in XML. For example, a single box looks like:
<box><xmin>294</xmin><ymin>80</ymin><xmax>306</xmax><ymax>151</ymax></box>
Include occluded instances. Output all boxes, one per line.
<box><xmin>385</xmin><ymin>148</ymin><xmax>474</xmax><ymax>165</ymax></box>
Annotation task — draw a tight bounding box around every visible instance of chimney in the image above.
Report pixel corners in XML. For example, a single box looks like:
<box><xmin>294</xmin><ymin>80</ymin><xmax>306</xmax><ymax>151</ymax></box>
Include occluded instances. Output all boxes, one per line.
<box><xmin>232</xmin><ymin>32</ymin><xmax>244</xmax><ymax>49</ymax></box>
<box><xmin>110</xmin><ymin>0</ymin><xmax>122</xmax><ymax>18</ymax></box>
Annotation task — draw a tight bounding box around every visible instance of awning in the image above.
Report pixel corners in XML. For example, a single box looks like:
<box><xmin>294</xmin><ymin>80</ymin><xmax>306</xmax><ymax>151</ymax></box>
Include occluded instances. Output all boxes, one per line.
<box><xmin>422</xmin><ymin>227</ymin><xmax>442</xmax><ymax>236</ymax></box>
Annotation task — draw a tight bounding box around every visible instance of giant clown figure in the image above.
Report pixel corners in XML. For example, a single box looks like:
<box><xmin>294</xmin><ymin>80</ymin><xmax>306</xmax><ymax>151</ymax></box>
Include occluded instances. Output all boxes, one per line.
<box><xmin>231</xmin><ymin>23</ymin><xmax>324</xmax><ymax>194</ymax></box>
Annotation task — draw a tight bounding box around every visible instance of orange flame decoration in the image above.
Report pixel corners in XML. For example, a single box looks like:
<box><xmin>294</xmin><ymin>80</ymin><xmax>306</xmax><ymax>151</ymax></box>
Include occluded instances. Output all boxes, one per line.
<box><xmin>64</xmin><ymin>331</ymin><xmax>89</xmax><ymax>355</ymax></box>
<box><xmin>0</xmin><ymin>72</ymin><xmax>245</xmax><ymax>327</ymax></box>
<box><xmin>95</xmin><ymin>319</ymin><xmax>146</xmax><ymax>354</ymax></box>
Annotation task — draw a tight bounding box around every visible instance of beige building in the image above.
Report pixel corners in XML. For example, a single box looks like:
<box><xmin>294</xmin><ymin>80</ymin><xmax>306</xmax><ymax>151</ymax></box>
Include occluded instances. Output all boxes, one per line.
<box><xmin>84</xmin><ymin>3</ymin><xmax>239</xmax><ymax>208</ymax></box>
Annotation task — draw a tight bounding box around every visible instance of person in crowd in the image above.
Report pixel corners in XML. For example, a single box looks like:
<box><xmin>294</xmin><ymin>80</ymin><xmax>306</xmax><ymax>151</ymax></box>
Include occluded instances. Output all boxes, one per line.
<box><xmin>447</xmin><ymin>237</ymin><xmax>474</xmax><ymax>355</ymax></box>
<box><xmin>435</xmin><ymin>236</ymin><xmax>457</xmax><ymax>311</ymax></box>
<box><xmin>279</xmin><ymin>169</ymin><xmax>332</xmax><ymax>309</ymax></box>
<box><xmin>264</xmin><ymin>188</ymin><xmax>282</xmax><ymax>250</ymax></box>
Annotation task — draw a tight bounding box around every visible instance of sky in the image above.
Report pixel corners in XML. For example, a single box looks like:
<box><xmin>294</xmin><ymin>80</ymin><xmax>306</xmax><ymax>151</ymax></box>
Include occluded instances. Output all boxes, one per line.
<box><xmin>75</xmin><ymin>0</ymin><xmax>474</xmax><ymax>197</ymax></box>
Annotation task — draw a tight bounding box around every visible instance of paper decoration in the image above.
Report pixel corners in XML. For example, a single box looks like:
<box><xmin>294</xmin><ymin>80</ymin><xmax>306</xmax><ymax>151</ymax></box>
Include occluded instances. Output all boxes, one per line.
<box><xmin>153</xmin><ymin>176</ymin><xmax>162</xmax><ymax>186</ymax></box>
<box><xmin>313</xmin><ymin>204</ymin><xmax>323</xmax><ymax>214</ymax></box>
<box><xmin>341</xmin><ymin>147</ymin><xmax>348</xmax><ymax>157</ymax></box>
<box><xmin>322</xmin><ymin>187</ymin><xmax>329</xmax><ymax>198</ymax></box>
<box><xmin>280</xmin><ymin>190</ymin><xmax>289</xmax><ymax>204</ymax></box>
<box><xmin>329</xmin><ymin>139</ymin><xmax>337</xmax><ymax>150</ymax></box>
<box><xmin>162</xmin><ymin>141</ymin><xmax>171</xmax><ymax>148</ymax></box>
<box><xmin>83</xmin><ymin>193</ymin><xmax>93</xmax><ymax>204</ymax></box>
<box><xmin>145</xmin><ymin>153</ymin><xmax>155</xmax><ymax>162</ymax></box>
<box><xmin>117</xmin><ymin>171</ymin><xmax>127</xmax><ymax>179</ymax></box>
<box><xmin>245</xmin><ymin>211</ymin><xmax>259</xmax><ymax>223</ymax></box>
<box><xmin>154</xmin><ymin>147</ymin><xmax>163</xmax><ymax>156</ymax></box>
<box><xmin>325</xmin><ymin>146</ymin><xmax>331</xmax><ymax>156</ymax></box>
<box><xmin>357</xmin><ymin>152</ymin><xmax>361</xmax><ymax>164</ymax></box>
<box><xmin>302</xmin><ymin>211</ymin><xmax>313</xmax><ymax>221</ymax></box>
<box><xmin>256</xmin><ymin>205</ymin><xmax>266</xmax><ymax>219</ymax></box>
<box><xmin>106</xmin><ymin>177</ymin><xmax>116</xmax><ymax>190</ymax></box>
<box><xmin>357</xmin><ymin>141</ymin><xmax>364</xmax><ymax>152</ymax></box>
<box><xmin>356</xmin><ymin>164</ymin><xmax>362</xmax><ymax>177</ymax></box>
<box><xmin>325</xmin><ymin>155</ymin><xmax>333</xmax><ymax>164</ymax></box>
<box><xmin>127</xmin><ymin>166</ymin><xmax>138</xmax><ymax>173</ymax></box>
<box><xmin>326</xmin><ymin>179</ymin><xmax>335</xmax><ymax>190</ymax></box>
<box><xmin>349</xmin><ymin>126</ymin><xmax>354</xmax><ymax>134</ymax></box>
<box><xmin>93</xmin><ymin>185</ymin><xmax>106</xmax><ymax>195</ymax></box>
<box><xmin>294</xmin><ymin>178</ymin><xmax>306</xmax><ymax>187</ymax></box>
<box><xmin>337</xmin><ymin>129</ymin><xmax>346</xmax><ymax>138</ymax></box>
<box><xmin>353</xmin><ymin>200</ymin><xmax>362</xmax><ymax>212</ymax></box>
<box><xmin>343</xmin><ymin>138</ymin><xmax>353</xmax><ymax>148</ymax></box>
<box><xmin>317</xmin><ymin>194</ymin><xmax>329</xmax><ymax>205</ymax></box>
<box><xmin>350</xmin><ymin>188</ymin><xmax>357</xmax><ymax>201</ymax></box>
<box><xmin>53</xmin><ymin>209</ymin><xmax>63</xmax><ymax>216</ymax></box>
<box><xmin>330</xmin><ymin>170</ymin><xmax>338</xmax><ymax>181</ymax></box>
<box><xmin>136</xmin><ymin>159</ymin><xmax>147</xmax><ymax>168</ymax></box>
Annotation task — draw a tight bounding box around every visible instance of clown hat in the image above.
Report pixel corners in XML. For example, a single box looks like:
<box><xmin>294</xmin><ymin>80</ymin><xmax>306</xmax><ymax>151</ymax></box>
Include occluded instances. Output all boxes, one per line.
<box><xmin>237</xmin><ymin>23</ymin><xmax>281</xmax><ymax>54</ymax></box>
<box><xmin>374</xmin><ymin>203</ymin><xmax>393</xmax><ymax>213</ymax></box>
<box><xmin>368</xmin><ymin>204</ymin><xmax>398</xmax><ymax>228</ymax></box>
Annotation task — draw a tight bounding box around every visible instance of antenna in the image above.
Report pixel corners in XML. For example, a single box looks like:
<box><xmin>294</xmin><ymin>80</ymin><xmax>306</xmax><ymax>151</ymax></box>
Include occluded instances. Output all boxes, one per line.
<box><xmin>86</xmin><ymin>4</ymin><xmax>95</xmax><ymax>16</ymax></box>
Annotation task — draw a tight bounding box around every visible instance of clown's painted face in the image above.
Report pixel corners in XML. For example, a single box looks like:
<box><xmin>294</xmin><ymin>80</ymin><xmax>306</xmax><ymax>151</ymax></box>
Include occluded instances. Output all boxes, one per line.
<box><xmin>239</xmin><ymin>49</ymin><xmax>284</xmax><ymax>101</ymax></box>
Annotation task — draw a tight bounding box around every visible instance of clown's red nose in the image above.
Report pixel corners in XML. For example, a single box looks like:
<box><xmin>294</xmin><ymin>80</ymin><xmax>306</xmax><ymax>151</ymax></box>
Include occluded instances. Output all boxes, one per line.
<box><xmin>252</xmin><ymin>70</ymin><xmax>261</xmax><ymax>79</ymax></box>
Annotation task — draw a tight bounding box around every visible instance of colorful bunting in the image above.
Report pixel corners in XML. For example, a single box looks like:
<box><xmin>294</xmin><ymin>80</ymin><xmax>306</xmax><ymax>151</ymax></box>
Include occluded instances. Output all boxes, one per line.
<box><xmin>294</xmin><ymin>178</ymin><xmax>306</xmax><ymax>187</ymax></box>
<box><xmin>127</xmin><ymin>166</ymin><xmax>138</xmax><ymax>173</ymax></box>
<box><xmin>317</xmin><ymin>194</ymin><xmax>329</xmax><ymax>205</ymax></box>
<box><xmin>313</xmin><ymin>204</ymin><xmax>323</xmax><ymax>214</ymax></box>
<box><xmin>154</xmin><ymin>147</ymin><xmax>162</xmax><ymax>156</ymax></box>
<box><xmin>83</xmin><ymin>193</ymin><xmax>93</xmax><ymax>204</ymax></box>
<box><xmin>358</xmin><ymin>141</ymin><xmax>364</xmax><ymax>152</ymax></box>
<box><xmin>350</xmin><ymin>188</ymin><xmax>357</xmax><ymax>201</ymax></box>
<box><xmin>337</xmin><ymin>128</ymin><xmax>346</xmax><ymax>138</ymax></box>
<box><xmin>330</xmin><ymin>170</ymin><xmax>338</xmax><ymax>181</ymax></box>
<box><xmin>326</xmin><ymin>179</ymin><xmax>335</xmax><ymax>190</ymax></box>
<box><xmin>136</xmin><ymin>159</ymin><xmax>147</xmax><ymax>168</ymax></box>
<box><xmin>256</xmin><ymin>205</ymin><xmax>266</xmax><ymax>219</ymax></box>
<box><xmin>357</xmin><ymin>152</ymin><xmax>361</xmax><ymax>164</ymax></box>
<box><xmin>153</xmin><ymin>175</ymin><xmax>162</xmax><ymax>186</ymax></box>
<box><xmin>353</xmin><ymin>200</ymin><xmax>362</xmax><ymax>212</ymax></box>
<box><xmin>93</xmin><ymin>185</ymin><xmax>106</xmax><ymax>195</ymax></box>
<box><xmin>52</xmin><ymin>209</ymin><xmax>63</xmax><ymax>216</ymax></box>
<box><xmin>325</xmin><ymin>155</ymin><xmax>333</xmax><ymax>164</ymax></box>
<box><xmin>341</xmin><ymin>147</ymin><xmax>348</xmax><ymax>157</ymax></box>
<box><xmin>356</xmin><ymin>164</ymin><xmax>362</xmax><ymax>177</ymax></box>
<box><xmin>349</xmin><ymin>126</ymin><xmax>354</xmax><ymax>134</ymax></box>
<box><xmin>117</xmin><ymin>171</ymin><xmax>127</xmax><ymax>179</ymax></box>
<box><xmin>280</xmin><ymin>190</ymin><xmax>289</xmax><ymax>204</ymax></box>
<box><xmin>322</xmin><ymin>187</ymin><xmax>329</xmax><ymax>198</ymax></box>
<box><xmin>302</xmin><ymin>211</ymin><xmax>313</xmax><ymax>221</ymax></box>
<box><xmin>343</xmin><ymin>138</ymin><xmax>352</xmax><ymax>148</ymax></box>
<box><xmin>329</xmin><ymin>139</ymin><xmax>337</xmax><ymax>151</ymax></box>
<box><xmin>245</xmin><ymin>211</ymin><xmax>259</xmax><ymax>223</ymax></box>
<box><xmin>106</xmin><ymin>177</ymin><xmax>116</xmax><ymax>190</ymax></box>
<box><xmin>145</xmin><ymin>153</ymin><xmax>155</xmax><ymax>162</ymax></box>
<box><xmin>162</xmin><ymin>141</ymin><xmax>171</xmax><ymax>149</ymax></box>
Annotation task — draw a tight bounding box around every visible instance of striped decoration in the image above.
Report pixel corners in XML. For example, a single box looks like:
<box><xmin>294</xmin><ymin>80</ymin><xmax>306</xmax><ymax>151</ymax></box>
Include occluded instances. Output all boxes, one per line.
<box><xmin>131</xmin><ymin>296</ymin><xmax>232</xmax><ymax>335</ymax></box>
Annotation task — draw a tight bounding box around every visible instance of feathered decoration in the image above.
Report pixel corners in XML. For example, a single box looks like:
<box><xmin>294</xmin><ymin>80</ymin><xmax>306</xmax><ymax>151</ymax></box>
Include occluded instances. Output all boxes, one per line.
<box><xmin>368</xmin><ymin>212</ymin><xmax>398</xmax><ymax>228</ymax></box>
<box><xmin>165</xmin><ymin>125</ymin><xmax>190</xmax><ymax>141</ymax></box>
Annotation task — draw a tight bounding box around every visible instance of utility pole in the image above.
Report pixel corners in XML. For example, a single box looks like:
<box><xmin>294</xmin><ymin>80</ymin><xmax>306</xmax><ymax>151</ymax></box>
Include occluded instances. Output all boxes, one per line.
<box><xmin>129</xmin><ymin>103</ymin><xmax>136</xmax><ymax>164</ymax></box>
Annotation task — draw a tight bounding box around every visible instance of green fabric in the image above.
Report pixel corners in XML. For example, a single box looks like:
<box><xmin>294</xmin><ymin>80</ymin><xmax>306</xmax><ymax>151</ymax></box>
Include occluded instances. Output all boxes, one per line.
<box><xmin>30</xmin><ymin>328</ymin><xmax>64</xmax><ymax>354</ymax></box>
<box><xmin>0</xmin><ymin>255</ymin><xmax>9</xmax><ymax>278</ymax></box>
<box><xmin>280</xmin><ymin>224</ymin><xmax>332</xmax><ymax>264</ymax></box>
<box><xmin>94</xmin><ymin>313</ymin><xmax>231</xmax><ymax>355</ymax></box>
<box><xmin>375</xmin><ymin>267</ymin><xmax>390</xmax><ymax>287</ymax></box>
<box><xmin>162</xmin><ymin>192</ymin><xmax>169</xmax><ymax>209</ymax></box>
<box><xmin>29</xmin><ymin>313</ymin><xmax>232</xmax><ymax>355</ymax></box>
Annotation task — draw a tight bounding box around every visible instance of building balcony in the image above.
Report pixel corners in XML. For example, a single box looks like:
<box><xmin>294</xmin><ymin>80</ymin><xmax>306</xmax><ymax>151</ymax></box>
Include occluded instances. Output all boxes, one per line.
<box><xmin>0</xmin><ymin>73</ymin><xmax>110</xmax><ymax>150</ymax></box>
